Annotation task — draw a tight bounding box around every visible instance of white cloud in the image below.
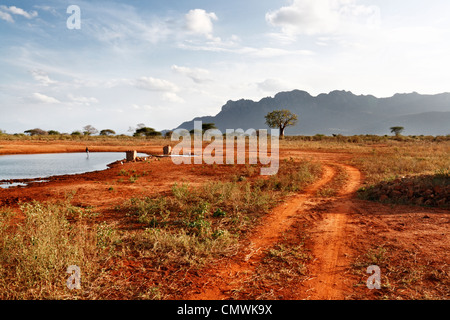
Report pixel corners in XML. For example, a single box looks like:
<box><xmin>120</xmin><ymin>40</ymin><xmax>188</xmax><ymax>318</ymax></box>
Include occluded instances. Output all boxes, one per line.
<box><xmin>266</xmin><ymin>0</ymin><xmax>380</xmax><ymax>37</ymax></box>
<box><xmin>257</xmin><ymin>78</ymin><xmax>294</xmax><ymax>93</ymax></box>
<box><xmin>32</xmin><ymin>93</ymin><xmax>60</xmax><ymax>104</ymax></box>
<box><xmin>179</xmin><ymin>40</ymin><xmax>314</xmax><ymax>58</ymax></box>
<box><xmin>162</xmin><ymin>92</ymin><xmax>185</xmax><ymax>103</ymax></box>
<box><xmin>0</xmin><ymin>5</ymin><xmax>38</xmax><ymax>20</ymax></box>
<box><xmin>134</xmin><ymin>77</ymin><xmax>179</xmax><ymax>92</ymax></box>
<box><xmin>68</xmin><ymin>94</ymin><xmax>99</xmax><ymax>106</ymax></box>
<box><xmin>33</xmin><ymin>5</ymin><xmax>59</xmax><ymax>16</ymax></box>
<box><xmin>90</xmin><ymin>19</ymin><xmax>171</xmax><ymax>46</ymax></box>
<box><xmin>185</xmin><ymin>9</ymin><xmax>218</xmax><ymax>38</ymax></box>
<box><xmin>103</xmin><ymin>78</ymin><xmax>134</xmax><ymax>88</ymax></box>
<box><xmin>266</xmin><ymin>0</ymin><xmax>340</xmax><ymax>36</ymax></box>
<box><xmin>171</xmin><ymin>65</ymin><xmax>211</xmax><ymax>83</ymax></box>
<box><xmin>78</xmin><ymin>3</ymin><xmax>173</xmax><ymax>48</ymax></box>
<box><xmin>240</xmin><ymin>47</ymin><xmax>314</xmax><ymax>58</ymax></box>
<box><xmin>132</xmin><ymin>104</ymin><xmax>165</xmax><ymax>111</ymax></box>
<box><xmin>0</xmin><ymin>10</ymin><xmax>13</xmax><ymax>23</ymax></box>
<box><xmin>30</xmin><ymin>69</ymin><xmax>57</xmax><ymax>86</ymax></box>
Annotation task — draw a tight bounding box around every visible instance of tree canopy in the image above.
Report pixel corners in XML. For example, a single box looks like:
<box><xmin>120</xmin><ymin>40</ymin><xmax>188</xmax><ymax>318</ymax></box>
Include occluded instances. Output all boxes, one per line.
<box><xmin>133</xmin><ymin>127</ymin><xmax>161</xmax><ymax>137</ymax></box>
<box><xmin>390</xmin><ymin>126</ymin><xmax>404</xmax><ymax>136</ymax></box>
<box><xmin>100</xmin><ymin>129</ymin><xmax>116</xmax><ymax>136</ymax></box>
<box><xmin>264</xmin><ymin>109</ymin><xmax>298</xmax><ymax>137</ymax></box>
<box><xmin>24</xmin><ymin>128</ymin><xmax>48</xmax><ymax>136</ymax></box>
<box><xmin>83</xmin><ymin>125</ymin><xmax>99</xmax><ymax>136</ymax></box>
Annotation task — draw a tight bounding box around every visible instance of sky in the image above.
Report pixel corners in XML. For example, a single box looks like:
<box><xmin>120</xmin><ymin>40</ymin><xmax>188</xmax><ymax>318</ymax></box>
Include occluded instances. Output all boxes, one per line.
<box><xmin>1</xmin><ymin>0</ymin><xmax>450</xmax><ymax>134</ymax></box>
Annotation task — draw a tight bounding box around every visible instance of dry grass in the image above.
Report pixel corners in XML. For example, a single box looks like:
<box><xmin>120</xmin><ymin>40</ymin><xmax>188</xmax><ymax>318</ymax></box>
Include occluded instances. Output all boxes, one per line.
<box><xmin>120</xmin><ymin>158</ymin><xmax>322</xmax><ymax>239</ymax></box>
<box><xmin>351</xmin><ymin>144</ymin><xmax>450</xmax><ymax>186</ymax></box>
<box><xmin>282</xmin><ymin>137</ymin><xmax>449</xmax><ymax>195</ymax></box>
<box><xmin>0</xmin><ymin>159</ymin><xmax>323</xmax><ymax>299</ymax></box>
<box><xmin>352</xmin><ymin>245</ymin><xmax>449</xmax><ymax>300</ymax></box>
<box><xmin>0</xmin><ymin>201</ymin><xmax>102</xmax><ymax>299</ymax></box>
<box><xmin>229</xmin><ymin>226</ymin><xmax>312</xmax><ymax>300</ymax></box>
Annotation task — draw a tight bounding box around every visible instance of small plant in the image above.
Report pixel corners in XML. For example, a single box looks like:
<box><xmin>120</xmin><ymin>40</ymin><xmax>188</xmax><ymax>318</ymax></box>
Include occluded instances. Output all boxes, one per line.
<box><xmin>353</xmin><ymin>246</ymin><xmax>389</xmax><ymax>268</ymax></box>
<box><xmin>317</xmin><ymin>187</ymin><xmax>336</xmax><ymax>197</ymax></box>
<box><xmin>213</xmin><ymin>208</ymin><xmax>227</xmax><ymax>218</ymax></box>
<box><xmin>96</xmin><ymin>222</ymin><xmax>118</xmax><ymax>250</ymax></box>
<box><xmin>140</xmin><ymin>286</ymin><xmax>163</xmax><ymax>300</ymax></box>
<box><xmin>126</xmin><ymin>197</ymin><xmax>172</xmax><ymax>227</ymax></box>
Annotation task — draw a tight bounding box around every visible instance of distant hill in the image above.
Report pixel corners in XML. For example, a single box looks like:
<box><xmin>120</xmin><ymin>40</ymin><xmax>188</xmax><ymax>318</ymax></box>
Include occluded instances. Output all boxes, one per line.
<box><xmin>174</xmin><ymin>90</ymin><xmax>450</xmax><ymax>136</ymax></box>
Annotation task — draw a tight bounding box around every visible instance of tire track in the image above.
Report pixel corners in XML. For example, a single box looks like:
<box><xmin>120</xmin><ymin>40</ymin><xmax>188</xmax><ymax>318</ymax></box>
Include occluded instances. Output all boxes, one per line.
<box><xmin>186</xmin><ymin>155</ymin><xmax>363</xmax><ymax>301</ymax></box>
<box><xmin>187</xmin><ymin>164</ymin><xmax>337</xmax><ymax>300</ymax></box>
<box><xmin>301</xmin><ymin>163</ymin><xmax>362</xmax><ymax>300</ymax></box>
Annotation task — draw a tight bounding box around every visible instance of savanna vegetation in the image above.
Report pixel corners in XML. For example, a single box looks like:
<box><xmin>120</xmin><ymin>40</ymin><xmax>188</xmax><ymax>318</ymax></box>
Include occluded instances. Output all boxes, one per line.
<box><xmin>0</xmin><ymin>155</ymin><xmax>322</xmax><ymax>299</ymax></box>
<box><xmin>0</xmin><ymin>134</ymin><xmax>448</xmax><ymax>299</ymax></box>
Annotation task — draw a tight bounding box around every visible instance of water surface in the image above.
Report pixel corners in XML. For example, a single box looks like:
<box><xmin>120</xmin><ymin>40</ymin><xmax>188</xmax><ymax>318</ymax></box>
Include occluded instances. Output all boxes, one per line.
<box><xmin>0</xmin><ymin>152</ymin><xmax>146</xmax><ymax>183</ymax></box>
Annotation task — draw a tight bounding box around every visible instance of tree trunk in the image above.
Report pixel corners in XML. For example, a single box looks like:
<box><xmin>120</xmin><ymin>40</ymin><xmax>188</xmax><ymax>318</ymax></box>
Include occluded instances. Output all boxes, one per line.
<box><xmin>279</xmin><ymin>125</ymin><xmax>285</xmax><ymax>138</ymax></box>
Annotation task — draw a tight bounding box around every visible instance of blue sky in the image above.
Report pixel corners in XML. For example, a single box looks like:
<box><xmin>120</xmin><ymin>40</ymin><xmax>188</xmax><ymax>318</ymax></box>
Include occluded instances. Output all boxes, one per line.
<box><xmin>1</xmin><ymin>0</ymin><xmax>450</xmax><ymax>134</ymax></box>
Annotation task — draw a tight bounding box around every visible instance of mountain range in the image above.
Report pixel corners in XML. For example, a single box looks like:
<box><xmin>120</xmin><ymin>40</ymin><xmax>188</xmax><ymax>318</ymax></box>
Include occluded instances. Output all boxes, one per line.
<box><xmin>174</xmin><ymin>90</ymin><xmax>450</xmax><ymax>136</ymax></box>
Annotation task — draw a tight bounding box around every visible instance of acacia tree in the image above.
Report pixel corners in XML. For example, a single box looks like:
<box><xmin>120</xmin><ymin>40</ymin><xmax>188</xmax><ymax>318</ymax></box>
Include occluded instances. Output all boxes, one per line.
<box><xmin>83</xmin><ymin>125</ymin><xmax>98</xmax><ymax>136</ymax></box>
<box><xmin>133</xmin><ymin>127</ymin><xmax>161</xmax><ymax>137</ymax></box>
<box><xmin>265</xmin><ymin>109</ymin><xmax>298</xmax><ymax>138</ymax></box>
<box><xmin>390</xmin><ymin>126</ymin><xmax>404</xmax><ymax>136</ymax></box>
<box><xmin>100</xmin><ymin>129</ymin><xmax>116</xmax><ymax>136</ymax></box>
<box><xmin>24</xmin><ymin>128</ymin><xmax>48</xmax><ymax>136</ymax></box>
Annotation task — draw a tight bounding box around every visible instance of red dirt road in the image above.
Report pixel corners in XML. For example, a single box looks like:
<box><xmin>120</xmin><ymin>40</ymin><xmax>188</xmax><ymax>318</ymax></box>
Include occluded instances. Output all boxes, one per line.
<box><xmin>186</xmin><ymin>153</ymin><xmax>364</xmax><ymax>300</ymax></box>
<box><xmin>186</xmin><ymin>165</ymin><xmax>336</xmax><ymax>300</ymax></box>
<box><xmin>301</xmin><ymin>164</ymin><xmax>361</xmax><ymax>300</ymax></box>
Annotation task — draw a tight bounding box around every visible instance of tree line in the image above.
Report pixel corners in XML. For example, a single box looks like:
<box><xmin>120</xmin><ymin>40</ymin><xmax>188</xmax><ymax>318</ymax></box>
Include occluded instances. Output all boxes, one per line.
<box><xmin>19</xmin><ymin>124</ymin><xmax>162</xmax><ymax>137</ymax></box>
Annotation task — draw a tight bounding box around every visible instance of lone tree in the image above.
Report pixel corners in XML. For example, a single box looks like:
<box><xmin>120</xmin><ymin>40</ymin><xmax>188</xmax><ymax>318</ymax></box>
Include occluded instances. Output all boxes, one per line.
<box><xmin>390</xmin><ymin>126</ymin><xmax>404</xmax><ymax>137</ymax></box>
<box><xmin>265</xmin><ymin>109</ymin><xmax>298</xmax><ymax>138</ymax></box>
<box><xmin>83</xmin><ymin>125</ymin><xmax>98</xmax><ymax>136</ymax></box>
<box><xmin>24</xmin><ymin>128</ymin><xmax>48</xmax><ymax>136</ymax></box>
<box><xmin>100</xmin><ymin>129</ymin><xmax>116</xmax><ymax>136</ymax></box>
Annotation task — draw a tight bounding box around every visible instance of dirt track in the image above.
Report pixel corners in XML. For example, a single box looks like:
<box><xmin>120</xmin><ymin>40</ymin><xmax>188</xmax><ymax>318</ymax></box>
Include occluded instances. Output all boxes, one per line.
<box><xmin>301</xmin><ymin>164</ymin><xmax>361</xmax><ymax>300</ymax></box>
<box><xmin>185</xmin><ymin>152</ymin><xmax>364</xmax><ymax>300</ymax></box>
